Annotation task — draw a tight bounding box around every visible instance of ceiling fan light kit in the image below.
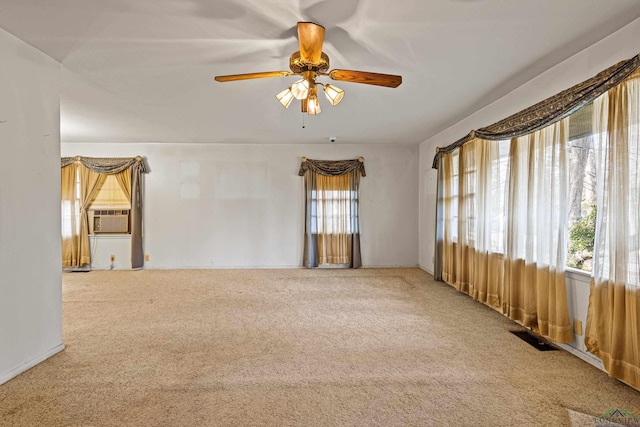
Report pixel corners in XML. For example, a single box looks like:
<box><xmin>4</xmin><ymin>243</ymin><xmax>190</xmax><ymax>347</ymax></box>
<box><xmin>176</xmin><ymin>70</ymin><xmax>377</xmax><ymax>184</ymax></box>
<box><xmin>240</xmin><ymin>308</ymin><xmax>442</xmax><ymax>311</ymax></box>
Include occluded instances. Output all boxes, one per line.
<box><xmin>307</xmin><ymin>86</ymin><xmax>321</xmax><ymax>115</ymax></box>
<box><xmin>291</xmin><ymin>77</ymin><xmax>311</xmax><ymax>100</ymax></box>
<box><xmin>275</xmin><ymin>87</ymin><xmax>295</xmax><ymax>108</ymax></box>
<box><xmin>214</xmin><ymin>22</ymin><xmax>402</xmax><ymax>116</ymax></box>
<box><xmin>323</xmin><ymin>84</ymin><xmax>344</xmax><ymax>106</ymax></box>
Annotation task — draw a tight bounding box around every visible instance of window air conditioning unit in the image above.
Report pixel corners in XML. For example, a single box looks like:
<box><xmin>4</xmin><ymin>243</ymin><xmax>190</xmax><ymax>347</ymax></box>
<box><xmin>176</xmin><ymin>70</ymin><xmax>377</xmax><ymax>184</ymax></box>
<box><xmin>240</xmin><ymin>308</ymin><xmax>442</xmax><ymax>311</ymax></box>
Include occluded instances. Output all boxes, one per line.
<box><xmin>93</xmin><ymin>210</ymin><xmax>130</xmax><ymax>234</ymax></box>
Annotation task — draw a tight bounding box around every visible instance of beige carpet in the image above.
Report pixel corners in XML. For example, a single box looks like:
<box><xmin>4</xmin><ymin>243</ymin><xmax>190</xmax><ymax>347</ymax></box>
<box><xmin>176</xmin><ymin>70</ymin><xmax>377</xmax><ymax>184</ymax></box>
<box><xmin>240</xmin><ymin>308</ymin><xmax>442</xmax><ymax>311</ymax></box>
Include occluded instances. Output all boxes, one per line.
<box><xmin>1</xmin><ymin>268</ymin><xmax>639</xmax><ymax>426</ymax></box>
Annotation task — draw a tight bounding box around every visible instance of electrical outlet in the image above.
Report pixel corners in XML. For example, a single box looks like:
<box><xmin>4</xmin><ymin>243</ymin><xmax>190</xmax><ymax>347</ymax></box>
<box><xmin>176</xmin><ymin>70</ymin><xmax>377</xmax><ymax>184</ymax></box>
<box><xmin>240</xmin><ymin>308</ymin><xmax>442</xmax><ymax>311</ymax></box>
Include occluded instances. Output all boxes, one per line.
<box><xmin>573</xmin><ymin>319</ymin><xmax>583</xmax><ymax>336</ymax></box>
<box><xmin>145</xmin><ymin>254</ymin><xmax>150</xmax><ymax>262</ymax></box>
<box><xmin>110</xmin><ymin>254</ymin><xmax>115</xmax><ymax>262</ymax></box>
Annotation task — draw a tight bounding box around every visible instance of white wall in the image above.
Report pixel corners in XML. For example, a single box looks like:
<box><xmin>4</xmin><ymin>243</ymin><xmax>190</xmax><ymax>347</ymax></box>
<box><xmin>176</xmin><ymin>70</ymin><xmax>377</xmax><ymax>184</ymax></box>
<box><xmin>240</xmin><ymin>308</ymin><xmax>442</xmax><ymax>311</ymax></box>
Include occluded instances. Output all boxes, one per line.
<box><xmin>418</xmin><ymin>18</ymin><xmax>640</xmax><ymax>361</ymax></box>
<box><xmin>556</xmin><ymin>270</ymin><xmax>605</xmax><ymax>370</ymax></box>
<box><xmin>61</xmin><ymin>143</ymin><xmax>419</xmax><ymax>269</ymax></box>
<box><xmin>0</xmin><ymin>28</ymin><xmax>63</xmax><ymax>384</ymax></box>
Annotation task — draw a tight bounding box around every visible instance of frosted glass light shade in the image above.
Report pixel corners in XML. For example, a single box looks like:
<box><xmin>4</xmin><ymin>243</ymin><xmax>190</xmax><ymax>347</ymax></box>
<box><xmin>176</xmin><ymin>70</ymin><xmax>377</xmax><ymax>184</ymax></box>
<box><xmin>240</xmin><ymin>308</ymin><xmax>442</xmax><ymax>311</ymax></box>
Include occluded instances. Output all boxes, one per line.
<box><xmin>323</xmin><ymin>84</ymin><xmax>344</xmax><ymax>105</ymax></box>
<box><xmin>307</xmin><ymin>96</ymin><xmax>321</xmax><ymax>115</ymax></box>
<box><xmin>291</xmin><ymin>79</ymin><xmax>310</xmax><ymax>100</ymax></box>
<box><xmin>275</xmin><ymin>87</ymin><xmax>294</xmax><ymax>108</ymax></box>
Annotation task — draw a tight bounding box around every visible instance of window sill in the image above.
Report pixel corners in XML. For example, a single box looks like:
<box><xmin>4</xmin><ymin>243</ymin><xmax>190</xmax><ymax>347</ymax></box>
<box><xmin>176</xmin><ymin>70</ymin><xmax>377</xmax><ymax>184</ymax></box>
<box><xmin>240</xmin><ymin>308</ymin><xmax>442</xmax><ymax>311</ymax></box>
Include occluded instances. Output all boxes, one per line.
<box><xmin>565</xmin><ymin>267</ymin><xmax>591</xmax><ymax>283</ymax></box>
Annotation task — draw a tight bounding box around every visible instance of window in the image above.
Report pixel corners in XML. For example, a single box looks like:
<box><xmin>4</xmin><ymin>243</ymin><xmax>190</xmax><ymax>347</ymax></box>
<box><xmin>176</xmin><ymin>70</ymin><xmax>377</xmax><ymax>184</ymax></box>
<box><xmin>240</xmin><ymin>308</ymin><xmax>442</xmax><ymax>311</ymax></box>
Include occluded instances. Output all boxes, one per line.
<box><xmin>61</xmin><ymin>156</ymin><xmax>145</xmax><ymax>269</ymax></box>
<box><xmin>89</xmin><ymin>175</ymin><xmax>131</xmax><ymax>235</ymax></box>
<box><xmin>310</xmin><ymin>188</ymin><xmax>358</xmax><ymax>234</ymax></box>
<box><xmin>62</xmin><ymin>166</ymin><xmax>132</xmax><ymax>236</ymax></box>
<box><xmin>304</xmin><ymin>171</ymin><xmax>361</xmax><ymax>266</ymax></box>
<box><xmin>445</xmin><ymin>150</ymin><xmax>459</xmax><ymax>243</ymax></box>
<box><xmin>446</xmin><ymin>141</ymin><xmax>509</xmax><ymax>253</ymax></box>
<box><xmin>444</xmin><ymin>102</ymin><xmax>625</xmax><ymax>273</ymax></box>
<box><xmin>90</xmin><ymin>175</ymin><xmax>130</xmax><ymax>210</ymax></box>
<box><xmin>461</xmin><ymin>147</ymin><xmax>477</xmax><ymax>247</ymax></box>
<box><xmin>61</xmin><ymin>166</ymin><xmax>81</xmax><ymax>239</ymax></box>
<box><xmin>489</xmin><ymin>142</ymin><xmax>510</xmax><ymax>254</ymax></box>
<box><xmin>567</xmin><ymin>104</ymin><xmax>597</xmax><ymax>272</ymax></box>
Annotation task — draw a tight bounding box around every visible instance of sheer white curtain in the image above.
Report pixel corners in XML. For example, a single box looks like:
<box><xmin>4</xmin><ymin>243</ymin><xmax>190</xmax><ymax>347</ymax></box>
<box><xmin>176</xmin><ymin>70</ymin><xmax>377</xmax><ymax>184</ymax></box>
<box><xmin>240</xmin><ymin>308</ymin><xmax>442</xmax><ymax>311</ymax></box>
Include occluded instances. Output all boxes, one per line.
<box><xmin>504</xmin><ymin>119</ymin><xmax>572</xmax><ymax>342</ymax></box>
<box><xmin>441</xmin><ymin>138</ymin><xmax>508</xmax><ymax>310</ymax></box>
<box><xmin>586</xmin><ymin>70</ymin><xmax>640</xmax><ymax>388</ymax></box>
<box><xmin>441</xmin><ymin>151</ymin><xmax>457</xmax><ymax>285</ymax></box>
<box><xmin>470</xmin><ymin>139</ymin><xmax>508</xmax><ymax>306</ymax></box>
<box><xmin>315</xmin><ymin>173</ymin><xmax>353</xmax><ymax>265</ymax></box>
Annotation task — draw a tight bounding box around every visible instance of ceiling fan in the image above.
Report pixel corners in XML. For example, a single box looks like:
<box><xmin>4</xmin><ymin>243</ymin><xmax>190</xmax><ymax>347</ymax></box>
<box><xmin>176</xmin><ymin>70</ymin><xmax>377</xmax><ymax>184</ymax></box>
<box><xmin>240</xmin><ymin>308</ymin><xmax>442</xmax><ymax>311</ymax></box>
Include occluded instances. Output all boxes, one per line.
<box><xmin>214</xmin><ymin>22</ymin><xmax>402</xmax><ymax>115</ymax></box>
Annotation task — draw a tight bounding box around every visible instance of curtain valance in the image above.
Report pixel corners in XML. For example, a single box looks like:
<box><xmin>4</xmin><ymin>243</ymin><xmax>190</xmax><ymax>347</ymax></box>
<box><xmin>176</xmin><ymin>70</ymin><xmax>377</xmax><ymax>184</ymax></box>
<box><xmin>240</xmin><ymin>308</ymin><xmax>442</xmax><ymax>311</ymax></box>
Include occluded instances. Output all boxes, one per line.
<box><xmin>432</xmin><ymin>53</ymin><xmax>640</xmax><ymax>168</ymax></box>
<box><xmin>298</xmin><ymin>157</ymin><xmax>366</xmax><ymax>177</ymax></box>
<box><xmin>61</xmin><ymin>156</ymin><xmax>147</xmax><ymax>174</ymax></box>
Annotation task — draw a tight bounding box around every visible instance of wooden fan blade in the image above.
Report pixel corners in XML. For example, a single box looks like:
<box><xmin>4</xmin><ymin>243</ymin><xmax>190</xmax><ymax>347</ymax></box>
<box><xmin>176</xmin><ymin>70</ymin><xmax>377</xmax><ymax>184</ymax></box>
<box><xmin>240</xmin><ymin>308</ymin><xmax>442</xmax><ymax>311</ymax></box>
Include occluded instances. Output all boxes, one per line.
<box><xmin>329</xmin><ymin>69</ymin><xmax>402</xmax><ymax>88</ymax></box>
<box><xmin>297</xmin><ymin>22</ymin><xmax>325</xmax><ymax>64</ymax></box>
<box><xmin>214</xmin><ymin>71</ymin><xmax>292</xmax><ymax>82</ymax></box>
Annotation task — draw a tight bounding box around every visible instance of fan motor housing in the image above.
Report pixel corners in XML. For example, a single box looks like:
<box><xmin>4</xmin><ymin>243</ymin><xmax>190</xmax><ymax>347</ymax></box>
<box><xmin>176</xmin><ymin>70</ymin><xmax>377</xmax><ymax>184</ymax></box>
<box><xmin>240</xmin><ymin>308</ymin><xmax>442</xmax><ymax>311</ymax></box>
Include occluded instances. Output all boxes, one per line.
<box><xmin>289</xmin><ymin>51</ymin><xmax>330</xmax><ymax>74</ymax></box>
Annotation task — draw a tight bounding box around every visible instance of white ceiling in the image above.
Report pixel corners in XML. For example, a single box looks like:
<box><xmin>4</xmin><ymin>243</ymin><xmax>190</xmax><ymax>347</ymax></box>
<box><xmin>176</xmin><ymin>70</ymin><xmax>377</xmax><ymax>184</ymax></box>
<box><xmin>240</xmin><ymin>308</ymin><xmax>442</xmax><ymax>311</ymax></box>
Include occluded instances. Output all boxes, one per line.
<box><xmin>1</xmin><ymin>0</ymin><xmax>639</xmax><ymax>145</ymax></box>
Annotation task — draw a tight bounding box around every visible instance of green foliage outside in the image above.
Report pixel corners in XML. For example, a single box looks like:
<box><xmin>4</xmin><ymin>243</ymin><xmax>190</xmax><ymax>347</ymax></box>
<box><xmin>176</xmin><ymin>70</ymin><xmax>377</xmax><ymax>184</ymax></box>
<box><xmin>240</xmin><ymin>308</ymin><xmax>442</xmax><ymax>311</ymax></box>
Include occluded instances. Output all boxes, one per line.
<box><xmin>567</xmin><ymin>206</ymin><xmax>596</xmax><ymax>271</ymax></box>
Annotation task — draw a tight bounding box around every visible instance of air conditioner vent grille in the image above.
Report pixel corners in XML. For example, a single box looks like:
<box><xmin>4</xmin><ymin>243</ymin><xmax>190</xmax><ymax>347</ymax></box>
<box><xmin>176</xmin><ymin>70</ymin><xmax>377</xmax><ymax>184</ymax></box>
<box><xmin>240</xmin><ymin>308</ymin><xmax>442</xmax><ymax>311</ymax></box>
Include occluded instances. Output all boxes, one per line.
<box><xmin>94</xmin><ymin>209</ymin><xmax>129</xmax><ymax>216</ymax></box>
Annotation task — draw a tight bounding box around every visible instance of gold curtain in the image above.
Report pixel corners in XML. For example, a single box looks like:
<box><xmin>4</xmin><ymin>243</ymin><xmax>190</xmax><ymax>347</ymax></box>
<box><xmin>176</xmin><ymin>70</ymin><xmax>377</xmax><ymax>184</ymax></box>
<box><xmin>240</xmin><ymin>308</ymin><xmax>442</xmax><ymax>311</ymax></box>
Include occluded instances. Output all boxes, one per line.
<box><xmin>439</xmin><ymin>127</ymin><xmax>572</xmax><ymax>343</ymax></box>
<box><xmin>435</xmin><ymin>55</ymin><xmax>640</xmax><ymax>379</ymax></box>
<box><xmin>441</xmin><ymin>139</ymin><xmax>507</xmax><ymax>311</ymax></box>
<box><xmin>61</xmin><ymin>164</ymin><xmax>80</xmax><ymax>267</ymax></box>
<box><xmin>585</xmin><ymin>70</ymin><xmax>640</xmax><ymax>388</ymax></box>
<box><xmin>78</xmin><ymin>165</ymin><xmax>106</xmax><ymax>267</ymax></box>
<box><xmin>130</xmin><ymin>162</ymin><xmax>145</xmax><ymax>269</ymax></box>
<box><xmin>315</xmin><ymin>173</ymin><xmax>351</xmax><ymax>264</ymax></box>
<box><xmin>468</xmin><ymin>139</ymin><xmax>506</xmax><ymax>309</ymax></box>
<box><xmin>503</xmin><ymin>121</ymin><xmax>572</xmax><ymax>342</ymax></box>
<box><xmin>114</xmin><ymin>167</ymin><xmax>132</xmax><ymax>202</ymax></box>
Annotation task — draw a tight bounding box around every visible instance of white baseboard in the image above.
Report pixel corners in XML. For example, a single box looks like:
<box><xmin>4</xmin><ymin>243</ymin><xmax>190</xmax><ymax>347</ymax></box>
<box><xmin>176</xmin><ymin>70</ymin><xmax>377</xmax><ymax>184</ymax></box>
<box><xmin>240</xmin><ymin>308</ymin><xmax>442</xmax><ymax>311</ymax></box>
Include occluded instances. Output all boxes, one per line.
<box><xmin>144</xmin><ymin>265</ymin><xmax>304</xmax><ymax>269</ymax></box>
<box><xmin>554</xmin><ymin>342</ymin><xmax>606</xmax><ymax>372</ymax></box>
<box><xmin>131</xmin><ymin>265</ymin><xmax>421</xmax><ymax>270</ymax></box>
<box><xmin>418</xmin><ymin>264</ymin><xmax>434</xmax><ymax>275</ymax></box>
<box><xmin>0</xmin><ymin>343</ymin><xmax>65</xmax><ymax>385</ymax></box>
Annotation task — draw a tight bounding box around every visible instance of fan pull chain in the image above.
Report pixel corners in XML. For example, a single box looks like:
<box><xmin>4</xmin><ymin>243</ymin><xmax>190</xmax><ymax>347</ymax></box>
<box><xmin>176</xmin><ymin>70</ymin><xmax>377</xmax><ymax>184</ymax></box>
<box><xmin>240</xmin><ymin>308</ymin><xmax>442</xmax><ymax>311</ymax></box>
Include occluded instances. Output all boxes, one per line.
<box><xmin>301</xmin><ymin>114</ymin><xmax>306</xmax><ymax>129</ymax></box>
